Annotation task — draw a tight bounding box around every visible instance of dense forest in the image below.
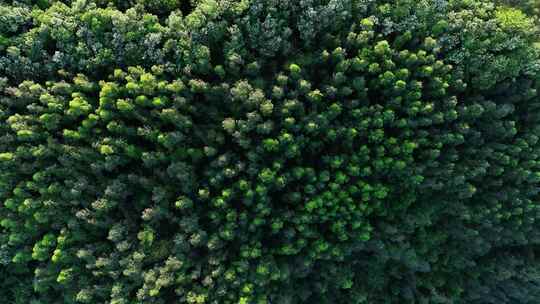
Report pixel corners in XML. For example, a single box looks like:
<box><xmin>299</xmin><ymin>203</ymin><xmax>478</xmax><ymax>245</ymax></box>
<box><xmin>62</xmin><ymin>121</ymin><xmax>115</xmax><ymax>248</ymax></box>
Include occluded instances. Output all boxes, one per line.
<box><xmin>1</xmin><ymin>0</ymin><xmax>540</xmax><ymax>303</ymax></box>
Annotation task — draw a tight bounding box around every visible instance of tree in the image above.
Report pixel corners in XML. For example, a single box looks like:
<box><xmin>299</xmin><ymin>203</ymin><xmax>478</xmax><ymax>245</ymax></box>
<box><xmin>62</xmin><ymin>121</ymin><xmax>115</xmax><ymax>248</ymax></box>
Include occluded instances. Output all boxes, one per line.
<box><xmin>0</xmin><ymin>0</ymin><xmax>539</xmax><ymax>303</ymax></box>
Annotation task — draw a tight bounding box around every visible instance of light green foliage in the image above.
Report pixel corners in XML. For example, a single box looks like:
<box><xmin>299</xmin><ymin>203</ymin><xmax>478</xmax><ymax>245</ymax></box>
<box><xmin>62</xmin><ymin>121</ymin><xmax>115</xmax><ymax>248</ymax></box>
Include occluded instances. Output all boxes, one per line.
<box><xmin>498</xmin><ymin>0</ymin><xmax>540</xmax><ymax>15</ymax></box>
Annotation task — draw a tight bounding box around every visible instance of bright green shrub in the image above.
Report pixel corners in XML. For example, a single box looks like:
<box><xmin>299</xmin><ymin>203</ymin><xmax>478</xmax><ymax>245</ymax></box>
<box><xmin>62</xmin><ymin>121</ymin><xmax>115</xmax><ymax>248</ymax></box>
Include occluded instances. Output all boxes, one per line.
<box><xmin>1</xmin><ymin>0</ymin><xmax>540</xmax><ymax>303</ymax></box>
<box><xmin>498</xmin><ymin>0</ymin><xmax>540</xmax><ymax>15</ymax></box>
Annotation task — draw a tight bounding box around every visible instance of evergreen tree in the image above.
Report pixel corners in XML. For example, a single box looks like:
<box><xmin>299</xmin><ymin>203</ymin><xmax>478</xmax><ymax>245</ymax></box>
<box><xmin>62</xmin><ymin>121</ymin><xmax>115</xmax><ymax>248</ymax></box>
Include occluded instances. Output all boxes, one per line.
<box><xmin>0</xmin><ymin>0</ymin><xmax>540</xmax><ymax>303</ymax></box>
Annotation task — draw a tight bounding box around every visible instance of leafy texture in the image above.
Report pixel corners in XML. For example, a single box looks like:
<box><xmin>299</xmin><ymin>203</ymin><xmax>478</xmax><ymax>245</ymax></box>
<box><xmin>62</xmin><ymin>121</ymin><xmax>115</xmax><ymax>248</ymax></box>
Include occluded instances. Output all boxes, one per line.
<box><xmin>498</xmin><ymin>0</ymin><xmax>540</xmax><ymax>15</ymax></box>
<box><xmin>0</xmin><ymin>0</ymin><xmax>540</xmax><ymax>303</ymax></box>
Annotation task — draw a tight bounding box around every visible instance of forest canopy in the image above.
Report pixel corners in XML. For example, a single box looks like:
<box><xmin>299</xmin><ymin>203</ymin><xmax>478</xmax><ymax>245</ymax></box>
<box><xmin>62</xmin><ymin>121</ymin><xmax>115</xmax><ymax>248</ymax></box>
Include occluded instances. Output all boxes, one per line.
<box><xmin>1</xmin><ymin>0</ymin><xmax>540</xmax><ymax>303</ymax></box>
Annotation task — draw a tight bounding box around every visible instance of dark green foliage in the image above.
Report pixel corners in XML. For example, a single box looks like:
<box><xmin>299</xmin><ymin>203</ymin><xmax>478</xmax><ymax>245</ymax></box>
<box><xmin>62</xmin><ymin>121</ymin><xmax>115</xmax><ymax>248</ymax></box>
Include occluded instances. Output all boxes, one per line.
<box><xmin>0</xmin><ymin>0</ymin><xmax>540</xmax><ymax>303</ymax></box>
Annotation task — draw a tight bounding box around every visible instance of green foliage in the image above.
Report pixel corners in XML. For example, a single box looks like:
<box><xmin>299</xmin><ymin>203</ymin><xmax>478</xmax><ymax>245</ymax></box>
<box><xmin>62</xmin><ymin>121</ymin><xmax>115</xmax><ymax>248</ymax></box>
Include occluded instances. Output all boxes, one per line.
<box><xmin>498</xmin><ymin>0</ymin><xmax>540</xmax><ymax>15</ymax></box>
<box><xmin>0</xmin><ymin>0</ymin><xmax>540</xmax><ymax>303</ymax></box>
